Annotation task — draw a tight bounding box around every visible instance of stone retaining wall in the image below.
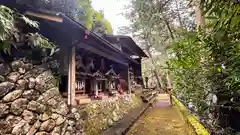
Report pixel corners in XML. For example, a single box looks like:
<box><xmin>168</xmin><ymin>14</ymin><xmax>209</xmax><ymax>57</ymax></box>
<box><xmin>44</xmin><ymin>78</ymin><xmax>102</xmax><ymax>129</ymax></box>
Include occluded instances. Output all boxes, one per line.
<box><xmin>0</xmin><ymin>58</ymin><xmax>142</xmax><ymax>135</ymax></box>
<box><xmin>84</xmin><ymin>94</ymin><xmax>141</xmax><ymax>135</ymax></box>
<box><xmin>0</xmin><ymin>59</ymin><xmax>84</xmax><ymax>135</ymax></box>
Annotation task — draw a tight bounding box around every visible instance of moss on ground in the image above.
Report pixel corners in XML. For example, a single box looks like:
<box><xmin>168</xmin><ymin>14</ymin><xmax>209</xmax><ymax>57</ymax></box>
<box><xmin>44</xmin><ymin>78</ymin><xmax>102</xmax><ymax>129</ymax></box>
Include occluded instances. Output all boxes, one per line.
<box><xmin>172</xmin><ymin>96</ymin><xmax>210</xmax><ymax>135</ymax></box>
<box><xmin>127</xmin><ymin>107</ymin><xmax>187</xmax><ymax>135</ymax></box>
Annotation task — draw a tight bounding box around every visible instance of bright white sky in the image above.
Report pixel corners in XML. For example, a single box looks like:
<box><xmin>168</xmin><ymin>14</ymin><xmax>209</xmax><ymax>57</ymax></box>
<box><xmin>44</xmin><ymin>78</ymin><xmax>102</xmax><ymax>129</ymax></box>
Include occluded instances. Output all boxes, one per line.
<box><xmin>91</xmin><ymin>0</ymin><xmax>130</xmax><ymax>34</ymax></box>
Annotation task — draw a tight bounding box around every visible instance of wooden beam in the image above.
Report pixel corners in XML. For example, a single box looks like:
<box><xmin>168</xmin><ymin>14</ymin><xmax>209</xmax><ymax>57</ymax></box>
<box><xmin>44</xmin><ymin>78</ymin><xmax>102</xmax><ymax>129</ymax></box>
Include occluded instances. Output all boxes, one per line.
<box><xmin>71</xmin><ymin>46</ymin><xmax>76</xmax><ymax>105</ymax></box>
<box><xmin>25</xmin><ymin>11</ymin><xmax>63</xmax><ymax>22</ymax></box>
<box><xmin>85</xmin><ymin>40</ymin><xmax>140</xmax><ymax>65</ymax></box>
<box><xmin>120</xmin><ymin>67</ymin><xmax>130</xmax><ymax>93</ymax></box>
<box><xmin>128</xmin><ymin>67</ymin><xmax>131</xmax><ymax>94</ymax></box>
<box><xmin>122</xmin><ymin>43</ymin><xmax>139</xmax><ymax>56</ymax></box>
<box><xmin>60</xmin><ymin>46</ymin><xmax>69</xmax><ymax>75</ymax></box>
<box><xmin>77</xmin><ymin>42</ymin><xmax>128</xmax><ymax>66</ymax></box>
<box><xmin>68</xmin><ymin>46</ymin><xmax>76</xmax><ymax>106</ymax></box>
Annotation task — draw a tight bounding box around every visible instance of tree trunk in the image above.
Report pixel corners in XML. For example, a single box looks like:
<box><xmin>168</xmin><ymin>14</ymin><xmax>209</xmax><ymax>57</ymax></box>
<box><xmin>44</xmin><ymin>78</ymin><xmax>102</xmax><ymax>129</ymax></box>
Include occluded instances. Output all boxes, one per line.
<box><xmin>146</xmin><ymin>47</ymin><xmax>162</xmax><ymax>89</ymax></box>
<box><xmin>174</xmin><ymin>0</ymin><xmax>185</xmax><ymax>29</ymax></box>
<box><xmin>163</xmin><ymin>18</ymin><xmax>175</xmax><ymax>40</ymax></box>
<box><xmin>156</xmin><ymin>0</ymin><xmax>175</xmax><ymax>40</ymax></box>
<box><xmin>153</xmin><ymin>70</ymin><xmax>162</xmax><ymax>88</ymax></box>
<box><xmin>194</xmin><ymin>0</ymin><xmax>204</xmax><ymax>26</ymax></box>
<box><xmin>162</xmin><ymin>18</ymin><xmax>175</xmax><ymax>90</ymax></box>
<box><xmin>166</xmin><ymin>72</ymin><xmax>172</xmax><ymax>89</ymax></box>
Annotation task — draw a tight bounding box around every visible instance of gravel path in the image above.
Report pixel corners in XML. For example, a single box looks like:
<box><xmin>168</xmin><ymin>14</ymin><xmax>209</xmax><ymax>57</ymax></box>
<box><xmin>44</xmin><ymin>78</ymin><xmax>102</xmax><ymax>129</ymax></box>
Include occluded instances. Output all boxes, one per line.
<box><xmin>127</xmin><ymin>106</ymin><xmax>187</xmax><ymax>135</ymax></box>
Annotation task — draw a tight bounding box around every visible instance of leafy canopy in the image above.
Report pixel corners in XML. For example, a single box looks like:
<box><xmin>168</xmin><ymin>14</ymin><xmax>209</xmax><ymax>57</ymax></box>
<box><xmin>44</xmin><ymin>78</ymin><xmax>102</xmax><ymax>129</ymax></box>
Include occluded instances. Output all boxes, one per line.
<box><xmin>168</xmin><ymin>0</ymin><xmax>240</xmax><ymax>134</ymax></box>
<box><xmin>17</xmin><ymin>0</ymin><xmax>113</xmax><ymax>35</ymax></box>
<box><xmin>0</xmin><ymin>5</ymin><xmax>55</xmax><ymax>54</ymax></box>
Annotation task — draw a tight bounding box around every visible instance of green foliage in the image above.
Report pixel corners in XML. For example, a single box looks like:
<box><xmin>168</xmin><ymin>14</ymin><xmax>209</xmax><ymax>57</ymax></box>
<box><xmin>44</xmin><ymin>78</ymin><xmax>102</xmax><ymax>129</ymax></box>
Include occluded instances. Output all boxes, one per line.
<box><xmin>75</xmin><ymin>0</ymin><xmax>113</xmax><ymax>35</ymax></box>
<box><xmin>76</xmin><ymin>0</ymin><xmax>93</xmax><ymax>29</ymax></box>
<box><xmin>122</xmin><ymin>0</ymin><xmax>240</xmax><ymax>133</ymax></box>
<box><xmin>121</xmin><ymin>0</ymin><xmax>195</xmax><ymax>51</ymax></box>
<box><xmin>0</xmin><ymin>5</ymin><xmax>55</xmax><ymax>54</ymax></box>
<box><xmin>0</xmin><ymin>41</ymin><xmax>11</xmax><ymax>54</ymax></box>
<box><xmin>92</xmin><ymin>10</ymin><xmax>113</xmax><ymax>35</ymax></box>
<box><xmin>169</xmin><ymin>32</ymin><xmax>202</xmax><ymax>68</ymax></box>
<box><xmin>168</xmin><ymin>1</ymin><xmax>240</xmax><ymax>134</ymax></box>
<box><xmin>168</xmin><ymin>31</ymin><xmax>211</xmax><ymax>113</ymax></box>
<box><xmin>20</xmin><ymin>15</ymin><xmax>39</xmax><ymax>28</ymax></box>
<box><xmin>17</xmin><ymin>0</ymin><xmax>113</xmax><ymax>35</ymax></box>
<box><xmin>99</xmin><ymin>17</ymin><xmax>113</xmax><ymax>34</ymax></box>
<box><xmin>121</xmin><ymin>0</ymin><xmax>195</xmax><ymax>88</ymax></box>
<box><xmin>27</xmin><ymin>33</ymin><xmax>56</xmax><ymax>49</ymax></box>
<box><xmin>0</xmin><ymin>5</ymin><xmax>16</xmax><ymax>41</ymax></box>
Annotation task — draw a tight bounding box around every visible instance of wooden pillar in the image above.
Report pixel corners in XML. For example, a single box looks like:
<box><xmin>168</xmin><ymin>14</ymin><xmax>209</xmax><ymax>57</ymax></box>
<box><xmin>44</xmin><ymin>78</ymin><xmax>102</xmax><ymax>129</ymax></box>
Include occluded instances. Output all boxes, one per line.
<box><xmin>120</xmin><ymin>66</ymin><xmax>130</xmax><ymax>93</ymax></box>
<box><xmin>68</xmin><ymin>46</ymin><xmax>76</xmax><ymax>106</ymax></box>
<box><xmin>93</xmin><ymin>81</ymin><xmax>98</xmax><ymax>97</ymax></box>
<box><xmin>145</xmin><ymin>77</ymin><xmax>149</xmax><ymax>88</ymax></box>
<box><xmin>59</xmin><ymin>46</ymin><xmax>69</xmax><ymax>75</ymax></box>
<box><xmin>127</xmin><ymin>67</ymin><xmax>131</xmax><ymax>94</ymax></box>
<box><xmin>166</xmin><ymin>73</ymin><xmax>172</xmax><ymax>89</ymax></box>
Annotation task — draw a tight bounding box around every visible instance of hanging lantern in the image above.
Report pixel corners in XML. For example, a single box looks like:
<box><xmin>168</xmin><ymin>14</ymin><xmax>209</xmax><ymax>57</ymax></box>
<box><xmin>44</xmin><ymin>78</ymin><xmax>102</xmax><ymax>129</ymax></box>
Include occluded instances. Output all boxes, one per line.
<box><xmin>84</xmin><ymin>30</ymin><xmax>90</xmax><ymax>40</ymax></box>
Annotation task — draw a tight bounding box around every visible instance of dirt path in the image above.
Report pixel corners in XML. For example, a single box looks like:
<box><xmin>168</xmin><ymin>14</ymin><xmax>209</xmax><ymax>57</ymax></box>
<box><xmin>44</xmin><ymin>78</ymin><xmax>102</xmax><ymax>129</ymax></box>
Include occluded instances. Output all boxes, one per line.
<box><xmin>127</xmin><ymin>106</ymin><xmax>187</xmax><ymax>135</ymax></box>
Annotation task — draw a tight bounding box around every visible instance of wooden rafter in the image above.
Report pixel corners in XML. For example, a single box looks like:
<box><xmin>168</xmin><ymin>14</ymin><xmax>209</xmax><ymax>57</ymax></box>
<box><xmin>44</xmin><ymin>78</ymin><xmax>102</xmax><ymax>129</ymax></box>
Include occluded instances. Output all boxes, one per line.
<box><xmin>77</xmin><ymin>42</ymin><xmax>128</xmax><ymax>66</ymax></box>
<box><xmin>105</xmin><ymin>66</ymin><xmax>119</xmax><ymax>79</ymax></box>
<box><xmin>85</xmin><ymin>59</ymin><xmax>95</xmax><ymax>73</ymax></box>
<box><xmin>76</xmin><ymin>55</ymin><xmax>87</xmax><ymax>73</ymax></box>
<box><xmin>25</xmin><ymin>11</ymin><xmax>63</xmax><ymax>22</ymax></box>
<box><xmin>93</xmin><ymin>70</ymin><xmax>106</xmax><ymax>80</ymax></box>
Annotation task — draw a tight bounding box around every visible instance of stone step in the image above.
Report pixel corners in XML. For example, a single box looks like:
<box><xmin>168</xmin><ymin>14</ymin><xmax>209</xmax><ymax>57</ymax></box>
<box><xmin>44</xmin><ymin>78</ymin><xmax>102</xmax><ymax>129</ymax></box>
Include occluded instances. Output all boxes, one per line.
<box><xmin>156</xmin><ymin>94</ymin><xmax>170</xmax><ymax>98</ymax></box>
<box><xmin>75</xmin><ymin>94</ymin><xmax>92</xmax><ymax>105</ymax></box>
<box><xmin>155</xmin><ymin>102</ymin><xmax>171</xmax><ymax>107</ymax></box>
<box><xmin>76</xmin><ymin>98</ymin><xmax>91</xmax><ymax>105</ymax></box>
<box><xmin>157</xmin><ymin>100</ymin><xmax>171</xmax><ymax>103</ymax></box>
<box><xmin>155</xmin><ymin>94</ymin><xmax>171</xmax><ymax>107</ymax></box>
